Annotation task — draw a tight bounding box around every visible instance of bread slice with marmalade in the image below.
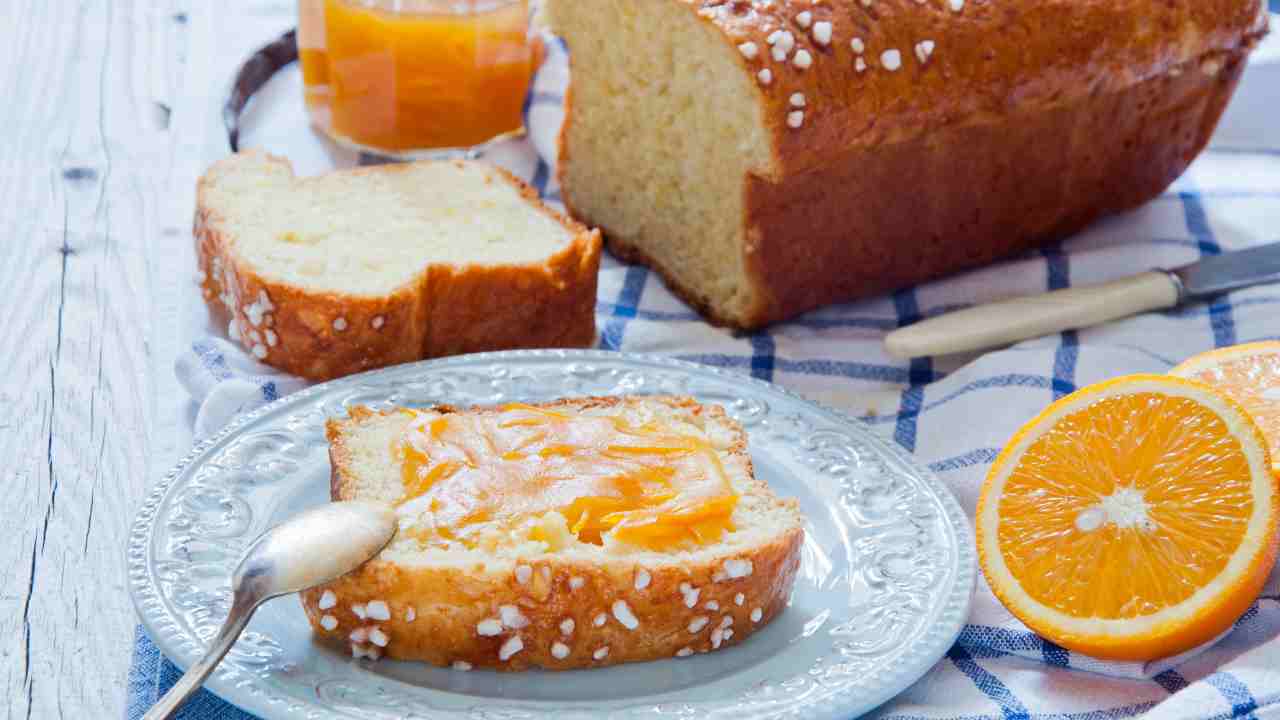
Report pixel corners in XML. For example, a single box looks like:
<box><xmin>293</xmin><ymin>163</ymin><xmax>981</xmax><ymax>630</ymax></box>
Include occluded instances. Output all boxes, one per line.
<box><xmin>301</xmin><ymin>396</ymin><xmax>804</xmax><ymax>670</ymax></box>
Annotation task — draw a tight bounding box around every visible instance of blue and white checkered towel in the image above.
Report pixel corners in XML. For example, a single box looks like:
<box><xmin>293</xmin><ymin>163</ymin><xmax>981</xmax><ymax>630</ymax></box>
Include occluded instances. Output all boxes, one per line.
<box><xmin>138</xmin><ymin>11</ymin><xmax>1280</xmax><ymax>720</ymax></box>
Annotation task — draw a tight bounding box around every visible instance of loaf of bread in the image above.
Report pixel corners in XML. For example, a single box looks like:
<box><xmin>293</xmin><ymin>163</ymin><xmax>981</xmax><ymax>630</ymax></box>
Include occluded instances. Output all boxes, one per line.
<box><xmin>196</xmin><ymin>152</ymin><xmax>602</xmax><ymax>380</ymax></box>
<box><xmin>300</xmin><ymin>396</ymin><xmax>805</xmax><ymax>670</ymax></box>
<box><xmin>547</xmin><ymin>0</ymin><xmax>1268</xmax><ymax>329</ymax></box>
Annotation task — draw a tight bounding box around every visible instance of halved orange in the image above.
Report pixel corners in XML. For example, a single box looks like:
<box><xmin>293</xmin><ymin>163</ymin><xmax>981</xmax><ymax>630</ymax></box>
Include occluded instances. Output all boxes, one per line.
<box><xmin>1171</xmin><ymin>341</ymin><xmax>1280</xmax><ymax>474</ymax></box>
<box><xmin>976</xmin><ymin>374</ymin><xmax>1279</xmax><ymax>661</ymax></box>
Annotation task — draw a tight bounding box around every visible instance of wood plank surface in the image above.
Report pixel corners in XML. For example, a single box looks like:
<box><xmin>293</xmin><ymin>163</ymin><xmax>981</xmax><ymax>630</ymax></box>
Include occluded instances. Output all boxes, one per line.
<box><xmin>0</xmin><ymin>1</ymin><xmax>208</xmax><ymax>716</ymax></box>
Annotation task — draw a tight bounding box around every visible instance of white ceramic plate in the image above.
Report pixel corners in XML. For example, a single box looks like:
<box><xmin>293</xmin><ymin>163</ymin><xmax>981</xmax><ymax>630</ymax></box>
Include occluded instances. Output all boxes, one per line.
<box><xmin>129</xmin><ymin>350</ymin><xmax>974</xmax><ymax>719</ymax></box>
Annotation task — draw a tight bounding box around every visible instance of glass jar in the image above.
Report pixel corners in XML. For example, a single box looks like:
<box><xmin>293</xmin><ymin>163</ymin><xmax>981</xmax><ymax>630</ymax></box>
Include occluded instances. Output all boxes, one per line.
<box><xmin>297</xmin><ymin>0</ymin><xmax>533</xmax><ymax>158</ymax></box>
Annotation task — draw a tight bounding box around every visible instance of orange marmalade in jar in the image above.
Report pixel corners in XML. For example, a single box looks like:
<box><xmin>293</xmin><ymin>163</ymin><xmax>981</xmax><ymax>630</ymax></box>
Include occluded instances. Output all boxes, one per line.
<box><xmin>297</xmin><ymin>0</ymin><xmax>533</xmax><ymax>157</ymax></box>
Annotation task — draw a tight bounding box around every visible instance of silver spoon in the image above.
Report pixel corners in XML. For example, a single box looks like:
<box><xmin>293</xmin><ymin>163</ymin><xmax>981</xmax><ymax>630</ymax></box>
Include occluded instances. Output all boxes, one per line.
<box><xmin>144</xmin><ymin>501</ymin><xmax>398</xmax><ymax>720</ymax></box>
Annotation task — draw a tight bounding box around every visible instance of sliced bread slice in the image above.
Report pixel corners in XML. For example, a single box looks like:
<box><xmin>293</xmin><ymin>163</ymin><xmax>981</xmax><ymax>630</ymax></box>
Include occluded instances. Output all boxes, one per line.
<box><xmin>196</xmin><ymin>151</ymin><xmax>602</xmax><ymax>380</ymax></box>
<box><xmin>301</xmin><ymin>396</ymin><xmax>805</xmax><ymax>670</ymax></box>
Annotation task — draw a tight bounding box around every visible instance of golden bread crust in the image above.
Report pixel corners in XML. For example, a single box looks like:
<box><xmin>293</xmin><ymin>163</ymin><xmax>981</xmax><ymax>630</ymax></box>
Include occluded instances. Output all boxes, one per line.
<box><xmin>300</xmin><ymin>530</ymin><xmax>803</xmax><ymax>669</ymax></box>
<box><xmin>308</xmin><ymin>396</ymin><xmax>805</xmax><ymax>670</ymax></box>
<box><xmin>554</xmin><ymin>0</ymin><xmax>1265</xmax><ymax>328</ymax></box>
<box><xmin>195</xmin><ymin>152</ymin><xmax>603</xmax><ymax>381</ymax></box>
<box><xmin>684</xmin><ymin>0</ymin><xmax>1266</xmax><ymax>177</ymax></box>
<box><xmin>736</xmin><ymin>50</ymin><xmax>1250</xmax><ymax>327</ymax></box>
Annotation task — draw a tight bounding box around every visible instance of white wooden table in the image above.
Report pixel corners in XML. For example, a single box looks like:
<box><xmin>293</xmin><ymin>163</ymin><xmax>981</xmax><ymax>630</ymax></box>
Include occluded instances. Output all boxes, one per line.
<box><xmin>0</xmin><ymin>2</ymin><xmax>215</xmax><ymax>715</ymax></box>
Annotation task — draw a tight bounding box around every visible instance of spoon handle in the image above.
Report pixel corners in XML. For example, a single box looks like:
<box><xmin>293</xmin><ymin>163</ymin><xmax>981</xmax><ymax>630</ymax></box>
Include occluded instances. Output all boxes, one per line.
<box><xmin>143</xmin><ymin>589</ymin><xmax>259</xmax><ymax>720</ymax></box>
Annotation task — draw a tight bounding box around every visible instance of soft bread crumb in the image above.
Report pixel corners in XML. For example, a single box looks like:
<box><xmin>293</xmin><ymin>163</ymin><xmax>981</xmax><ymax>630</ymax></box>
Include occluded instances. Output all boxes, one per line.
<box><xmin>200</xmin><ymin>154</ymin><xmax>579</xmax><ymax>296</ymax></box>
<box><xmin>547</xmin><ymin>0</ymin><xmax>771</xmax><ymax>324</ymax></box>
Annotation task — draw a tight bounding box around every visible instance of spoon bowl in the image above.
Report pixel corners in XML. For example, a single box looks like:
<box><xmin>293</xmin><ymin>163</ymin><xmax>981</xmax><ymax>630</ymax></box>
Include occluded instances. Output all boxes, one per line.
<box><xmin>144</xmin><ymin>501</ymin><xmax>398</xmax><ymax>720</ymax></box>
<box><xmin>236</xmin><ymin>500</ymin><xmax>400</xmax><ymax>598</ymax></box>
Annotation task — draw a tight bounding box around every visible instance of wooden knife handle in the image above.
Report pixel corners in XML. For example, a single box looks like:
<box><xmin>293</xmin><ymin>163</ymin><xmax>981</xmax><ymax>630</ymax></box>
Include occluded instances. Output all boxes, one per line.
<box><xmin>884</xmin><ymin>271</ymin><xmax>1182</xmax><ymax>359</ymax></box>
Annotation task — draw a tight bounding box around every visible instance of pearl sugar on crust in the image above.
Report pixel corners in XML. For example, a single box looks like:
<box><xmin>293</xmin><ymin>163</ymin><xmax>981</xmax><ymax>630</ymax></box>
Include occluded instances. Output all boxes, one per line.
<box><xmin>881</xmin><ymin>49</ymin><xmax>903</xmax><ymax>72</ymax></box>
<box><xmin>499</xmin><ymin>635</ymin><xmax>524</xmax><ymax>661</ymax></box>
<box><xmin>740</xmin><ymin>2</ymin><xmax>947</xmax><ymax>132</ymax></box>
<box><xmin>612</xmin><ymin>599</ymin><xmax>640</xmax><ymax>630</ymax></box>
<box><xmin>366</xmin><ymin>600</ymin><xmax>391</xmax><ymax>621</ymax></box>
<box><xmin>679</xmin><ymin>582</ymin><xmax>701</xmax><ymax>608</ymax></box>
<box><xmin>499</xmin><ymin>604</ymin><xmax>529</xmax><ymax>629</ymax></box>
<box><xmin>812</xmin><ymin>21</ymin><xmax>832</xmax><ymax>46</ymax></box>
<box><xmin>915</xmin><ymin>40</ymin><xmax>936</xmax><ymax>64</ymax></box>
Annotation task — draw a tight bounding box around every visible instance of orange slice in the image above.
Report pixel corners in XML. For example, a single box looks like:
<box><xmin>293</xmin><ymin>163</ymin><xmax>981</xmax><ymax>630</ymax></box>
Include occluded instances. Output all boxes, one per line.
<box><xmin>1171</xmin><ymin>341</ymin><xmax>1280</xmax><ymax>474</ymax></box>
<box><xmin>976</xmin><ymin>374</ymin><xmax>1279</xmax><ymax>661</ymax></box>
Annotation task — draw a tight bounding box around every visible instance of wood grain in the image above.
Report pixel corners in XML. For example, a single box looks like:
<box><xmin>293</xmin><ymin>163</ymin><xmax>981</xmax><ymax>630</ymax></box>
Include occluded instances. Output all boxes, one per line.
<box><xmin>0</xmin><ymin>1</ymin><xmax>208</xmax><ymax>716</ymax></box>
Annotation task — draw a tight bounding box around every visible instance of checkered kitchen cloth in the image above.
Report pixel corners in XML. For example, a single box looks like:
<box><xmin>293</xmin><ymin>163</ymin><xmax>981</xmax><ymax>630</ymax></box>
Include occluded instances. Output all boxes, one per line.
<box><xmin>135</xmin><ymin>10</ymin><xmax>1280</xmax><ymax>720</ymax></box>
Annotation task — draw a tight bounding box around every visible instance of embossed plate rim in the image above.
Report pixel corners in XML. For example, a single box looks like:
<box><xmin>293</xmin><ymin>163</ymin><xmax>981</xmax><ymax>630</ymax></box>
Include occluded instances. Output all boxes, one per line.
<box><xmin>128</xmin><ymin>349</ymin><xmax>975</xmax><ymax>720</ymax></box>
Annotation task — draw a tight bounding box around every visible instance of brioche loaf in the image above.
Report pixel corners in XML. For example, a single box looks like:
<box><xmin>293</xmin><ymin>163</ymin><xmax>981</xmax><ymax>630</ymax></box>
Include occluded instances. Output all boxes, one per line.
<box><xmin>196</xmin><ymin>152</ymin><xmax>602</xmax><ymax>380</ymax></box>
<box><xmin>300</xmin><ymin>396</ymin><xmax>805</xmax><ymax>670</ymax></box>
<box><xmin>547</xmin><ymin>0</ymin><xmax>1269</xmax><ymax>329</ymax></box>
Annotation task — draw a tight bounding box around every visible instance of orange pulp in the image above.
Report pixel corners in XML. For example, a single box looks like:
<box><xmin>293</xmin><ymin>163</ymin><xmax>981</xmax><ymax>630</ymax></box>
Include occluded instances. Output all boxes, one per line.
<box><xmin>995</xmin><ymin>392</ymin><xmax>1255</xmax><ymax>619</ymax></box>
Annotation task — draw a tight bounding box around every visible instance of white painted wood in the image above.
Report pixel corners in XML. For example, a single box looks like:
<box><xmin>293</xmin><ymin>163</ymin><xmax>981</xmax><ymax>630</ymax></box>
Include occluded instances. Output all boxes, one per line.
<box><xmin>884</xmin><ymin>271</ymin><xmax>1182</xmax><ymax>359</ymax></box>
<box><xmin>0</xmin><ymin>1</ymin><xmax>211</xmax><ymax>717</ymax></box>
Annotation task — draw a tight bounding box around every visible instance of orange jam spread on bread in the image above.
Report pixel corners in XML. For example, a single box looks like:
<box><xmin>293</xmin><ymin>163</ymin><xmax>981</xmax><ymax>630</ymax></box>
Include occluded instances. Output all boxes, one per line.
<box><xmin>393</xmin><ymin>403</ymin><xmax>739</xmax><ymax>550</ymax></box>
<box><xmin>300</xmin><ymin>0</ymin><xmax>532</xmax><ymax>153</ymax></box>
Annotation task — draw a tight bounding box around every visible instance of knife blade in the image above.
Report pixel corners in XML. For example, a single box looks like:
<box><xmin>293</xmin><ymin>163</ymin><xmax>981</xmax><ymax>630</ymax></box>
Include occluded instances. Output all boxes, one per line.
<box><xmin>884</xmin><ymin>243</ymin><xmax>1280</xmax><ymax>359</ymax></box>
<box><xmin>1173</xmin><ymin>242</ymin><xmax>1280</xmax><ymax>299</ymax></box>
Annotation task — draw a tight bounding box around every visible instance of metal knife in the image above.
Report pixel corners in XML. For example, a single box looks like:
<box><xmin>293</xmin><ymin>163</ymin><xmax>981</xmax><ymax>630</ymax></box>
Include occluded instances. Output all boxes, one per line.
<box><xmin>884</xmin><ymin>243</ymin><xmax>1280</xmax><ymax>359</ymax></box>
